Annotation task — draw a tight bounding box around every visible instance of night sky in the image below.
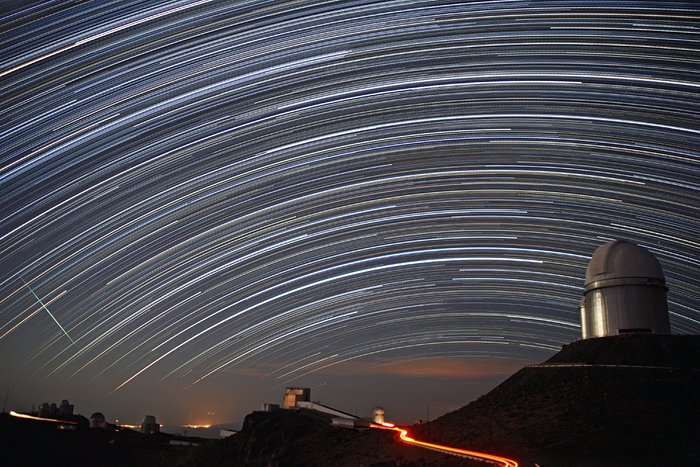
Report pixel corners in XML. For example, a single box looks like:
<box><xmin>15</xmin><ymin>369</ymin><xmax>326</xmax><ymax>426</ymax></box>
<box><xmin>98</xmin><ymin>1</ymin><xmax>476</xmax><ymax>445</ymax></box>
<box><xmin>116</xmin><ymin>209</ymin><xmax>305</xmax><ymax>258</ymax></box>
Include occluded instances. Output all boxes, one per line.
<box><xmin>1</xmin><ymin>1</ymin><xmax>699</xmax><ymax>430</ymax></box>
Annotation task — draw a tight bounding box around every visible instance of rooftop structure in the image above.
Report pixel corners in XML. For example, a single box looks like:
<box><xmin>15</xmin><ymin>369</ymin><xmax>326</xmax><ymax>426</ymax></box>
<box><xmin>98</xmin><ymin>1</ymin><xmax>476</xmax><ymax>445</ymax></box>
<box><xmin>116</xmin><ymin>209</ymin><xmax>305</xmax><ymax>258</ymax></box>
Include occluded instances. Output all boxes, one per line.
<box><xmin>283</xmin><ymin>387</ymin><xmax>310</xmax><ymax>409</ymax></box>
<box><xmin>38</xmin><ymin>399</ymin><xmax>73</xmax><ymax>418</ymax></box>
<box><xmin>58</xmin><ymin>400</ymin><xmax>73</xmax><ymax>416</ymax></box>
<box><xmin>262</xmin><ymin>403</ymin><xmax>280</xmax><ymax>412</ymax></box>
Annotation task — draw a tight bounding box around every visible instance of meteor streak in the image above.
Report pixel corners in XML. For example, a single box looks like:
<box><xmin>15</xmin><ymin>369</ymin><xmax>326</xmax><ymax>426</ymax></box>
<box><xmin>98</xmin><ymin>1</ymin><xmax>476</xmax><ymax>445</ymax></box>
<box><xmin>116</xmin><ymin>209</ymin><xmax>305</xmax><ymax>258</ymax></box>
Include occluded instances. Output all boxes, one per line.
<box><xmin>20</xmin><ymin>278</ymin><xmax>74</xmax><ymax>344</ymax></box>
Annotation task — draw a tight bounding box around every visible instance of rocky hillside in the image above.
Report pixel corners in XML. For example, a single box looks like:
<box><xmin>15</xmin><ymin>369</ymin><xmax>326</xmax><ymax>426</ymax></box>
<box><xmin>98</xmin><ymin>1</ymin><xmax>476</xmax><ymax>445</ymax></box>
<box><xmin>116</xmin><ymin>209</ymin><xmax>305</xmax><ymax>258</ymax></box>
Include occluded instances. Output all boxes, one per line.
<box><xmin>415</xmin><ymin>334</ymin><xmax>700</xmax><ymax>467</ymax></box>
<box><xmin>191</xmin><ymin>408</ymin><xmax>470</xmax><ymax>467</ymax></box>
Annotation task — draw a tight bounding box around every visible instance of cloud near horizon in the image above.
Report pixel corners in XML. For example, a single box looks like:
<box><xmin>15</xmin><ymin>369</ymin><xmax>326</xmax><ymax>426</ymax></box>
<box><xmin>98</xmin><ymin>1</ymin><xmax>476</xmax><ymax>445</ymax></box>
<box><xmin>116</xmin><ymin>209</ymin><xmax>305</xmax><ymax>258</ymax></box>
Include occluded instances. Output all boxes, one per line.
<box><xmin>317</xmin><ymin>356</ymin><xmax>530</xmax><ymax>379</ymax></box>
<box><xmin>219</xmin><ymin>355</ymin><xmax>530</xmax><ymax>380</ymax></box>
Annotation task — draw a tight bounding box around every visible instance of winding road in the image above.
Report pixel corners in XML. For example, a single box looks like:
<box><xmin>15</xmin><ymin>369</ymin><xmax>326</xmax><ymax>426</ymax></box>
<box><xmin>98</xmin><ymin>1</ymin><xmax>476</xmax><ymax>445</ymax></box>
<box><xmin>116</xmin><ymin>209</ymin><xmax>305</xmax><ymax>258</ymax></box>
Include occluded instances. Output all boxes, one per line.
<box><xmin>373</xmin><ymin>421</ymin><xmax>518</xmax><ymax>467</ymax></box>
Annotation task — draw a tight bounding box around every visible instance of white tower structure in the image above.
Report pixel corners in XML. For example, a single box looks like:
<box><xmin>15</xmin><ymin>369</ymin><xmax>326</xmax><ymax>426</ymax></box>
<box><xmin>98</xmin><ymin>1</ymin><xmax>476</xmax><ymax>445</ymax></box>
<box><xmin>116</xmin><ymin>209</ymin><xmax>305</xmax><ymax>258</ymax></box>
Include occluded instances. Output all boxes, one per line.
<box><xmin>372</xmin><ymin>407</ymin><xmax>385</xmax><ymax>424</ymax></box>
<box><xmin>580</xmin><ymin>239</ymin><xmax>671</xmax><ymax>339</ymax></box>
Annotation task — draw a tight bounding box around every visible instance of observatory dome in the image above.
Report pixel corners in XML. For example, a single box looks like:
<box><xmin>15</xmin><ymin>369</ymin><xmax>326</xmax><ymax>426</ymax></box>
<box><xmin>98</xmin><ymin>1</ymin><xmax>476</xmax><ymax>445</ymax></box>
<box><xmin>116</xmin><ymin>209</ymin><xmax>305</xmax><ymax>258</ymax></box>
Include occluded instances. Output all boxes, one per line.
<box><xmin>90</xmin><ymin>412</ymin><xmax>106</xmax><ymax>429</ymax></box>
<box><xmin>585</xmin><ymin>239</ymin><xmax>665</xmax><ymax>286</ymax></box>
<box><xmin>580</xmin><ymin>240</ymin><xmax>670</xmax><ymax>339</ymax></box>
<box><xmin>141</xmin><ymin>415</ymin><xmax>160</xmax><ymax>434</ymax></box>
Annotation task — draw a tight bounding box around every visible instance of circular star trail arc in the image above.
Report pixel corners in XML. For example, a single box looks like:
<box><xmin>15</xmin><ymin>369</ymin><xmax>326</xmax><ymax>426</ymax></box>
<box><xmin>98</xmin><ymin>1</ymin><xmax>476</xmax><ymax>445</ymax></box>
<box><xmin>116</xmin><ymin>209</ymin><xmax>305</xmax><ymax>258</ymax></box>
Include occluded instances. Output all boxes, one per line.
<box><xmin>0</xmin><ymin>1</ymin><xmax>699</xmax><ymax>396</ymax></box>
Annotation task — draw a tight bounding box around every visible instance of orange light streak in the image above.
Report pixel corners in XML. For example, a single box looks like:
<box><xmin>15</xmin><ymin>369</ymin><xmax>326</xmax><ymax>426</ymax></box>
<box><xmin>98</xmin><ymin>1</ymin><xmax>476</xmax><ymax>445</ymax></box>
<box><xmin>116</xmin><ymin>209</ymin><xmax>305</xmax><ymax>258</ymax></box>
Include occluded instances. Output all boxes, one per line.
<box><xmin>9</xmin><ymin>410</ymin><xmax>77</xmax><ymax>425</ymax></box>
<box><xmin>118</xmin><ymin>424</ymin><xmax>140</xmax><ymax>429</ymax></box>
<box><xmin>373</xmin><ymin>421</ymin><xmax>518</xmax><ymax>467</ymax></box>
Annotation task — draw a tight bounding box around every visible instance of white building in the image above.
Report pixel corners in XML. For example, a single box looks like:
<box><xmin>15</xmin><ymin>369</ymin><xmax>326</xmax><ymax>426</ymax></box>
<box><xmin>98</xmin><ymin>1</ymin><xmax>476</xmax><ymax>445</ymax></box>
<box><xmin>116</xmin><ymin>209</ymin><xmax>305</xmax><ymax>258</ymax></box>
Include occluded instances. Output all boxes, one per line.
<box><xmin>580</xmin><ymin>240</ymin><xmax>671</xmax><ymax>339</ymax></box>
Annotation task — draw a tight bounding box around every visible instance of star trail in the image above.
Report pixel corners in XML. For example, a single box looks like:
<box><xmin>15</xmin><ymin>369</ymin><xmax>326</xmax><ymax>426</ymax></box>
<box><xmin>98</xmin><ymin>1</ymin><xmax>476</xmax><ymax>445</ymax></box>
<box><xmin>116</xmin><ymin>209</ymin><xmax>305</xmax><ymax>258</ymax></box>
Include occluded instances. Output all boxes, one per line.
<box><xmin>1</xmin><ymin>1</ymin><xmax>699</xmax><ymax>424</ymax></box>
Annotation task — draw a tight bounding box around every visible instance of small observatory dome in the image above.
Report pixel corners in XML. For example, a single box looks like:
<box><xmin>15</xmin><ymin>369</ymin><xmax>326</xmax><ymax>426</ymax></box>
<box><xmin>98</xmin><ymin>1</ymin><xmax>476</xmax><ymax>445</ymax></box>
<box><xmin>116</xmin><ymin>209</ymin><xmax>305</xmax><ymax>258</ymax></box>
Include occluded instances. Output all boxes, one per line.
<box><xmin>372</xmin><ymin>407</ymin><xmax>385</xmax><ymax>424</ymax></box>
<box><xmin>141</xmin><ymin>415</ymin><xmax>160</xmax><ymax>434</ymax></box>
<box><xmin>90</xmin><ymin>412</ymin><xmax>106</xmax><ymax>429</ymax></box>
<box><xmin>580</xmin><ymin>239</ymin><xmax>670</xmax><ymax>339</ymax></box>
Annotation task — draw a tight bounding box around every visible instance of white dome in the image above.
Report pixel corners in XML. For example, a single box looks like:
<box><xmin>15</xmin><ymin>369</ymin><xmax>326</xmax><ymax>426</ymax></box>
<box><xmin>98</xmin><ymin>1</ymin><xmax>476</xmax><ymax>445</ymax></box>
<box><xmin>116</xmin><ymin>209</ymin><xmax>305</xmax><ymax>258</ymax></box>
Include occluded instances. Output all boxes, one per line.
<box><xmin>585</xmin><ymin>239</ymin><xmax>664</xmax><ymax>287</ymax></box>
<box><xmin>580</xmin><ymin>239</ymin><xmax>670</xmax><ymax>339</ymax></box>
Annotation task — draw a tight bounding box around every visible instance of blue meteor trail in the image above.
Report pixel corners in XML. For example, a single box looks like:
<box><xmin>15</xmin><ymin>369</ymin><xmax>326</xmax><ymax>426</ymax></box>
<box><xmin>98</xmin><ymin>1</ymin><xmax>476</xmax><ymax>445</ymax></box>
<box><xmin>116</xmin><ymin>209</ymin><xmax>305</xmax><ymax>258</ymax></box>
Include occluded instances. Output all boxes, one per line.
<box><xmin>20</xmin><ymin>278</ymin><xmax>74</xmax><ymax>344</ymax></box>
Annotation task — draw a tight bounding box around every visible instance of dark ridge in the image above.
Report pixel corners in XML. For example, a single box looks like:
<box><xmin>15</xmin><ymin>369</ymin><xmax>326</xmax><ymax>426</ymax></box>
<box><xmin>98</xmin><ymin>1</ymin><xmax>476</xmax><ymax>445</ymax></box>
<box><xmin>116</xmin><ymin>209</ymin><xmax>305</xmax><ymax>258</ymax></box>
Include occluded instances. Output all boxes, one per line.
<box><xmin>546</xmin><ymin>334</ymin><xmax>700</xmax><ymax>368</ymax></box>
<box><xmin>0</xmin><ymin>412</ymin><xmax>210</xmax><ymax>466</ymax></box>
<box><xmin>190</xmin><ymin>408</ymin><xmax>471</xmax><ymax>467</ymax></box>
<box><xmin>4</xmin><ymin>336</ymin><xmax>698</xmax><ymax>466</ymax></box>
<box><xmin>415</xmin><ymin>334</ymin><xmax>700</xmax><ymax>467</ymax></box>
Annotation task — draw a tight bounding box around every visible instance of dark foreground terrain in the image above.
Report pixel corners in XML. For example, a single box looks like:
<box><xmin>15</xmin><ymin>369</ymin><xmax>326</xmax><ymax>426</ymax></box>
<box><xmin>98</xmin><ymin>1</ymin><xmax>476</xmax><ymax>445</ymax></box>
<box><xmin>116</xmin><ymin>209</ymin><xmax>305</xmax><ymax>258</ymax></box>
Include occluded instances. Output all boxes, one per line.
<box><xmin>0</xmin><ymin>409</ymin><xmax>470</xmax><ymax>467</ymax></box>
<box><xmin>416</xmin><ymin>334</ymin><xmax>700</xmax><ymax>466</ymax></box>
<box><xmin>3</xmin><ymin>334</ymin><xmax>698</xmax><ymax>466</ymax></box>
<box><xmin>0</xmin><ymin>412</ymin><xmax>211</xmax><ymax>466</ymax></box>
<box><xmin>191</xmin><ymin>408</ymin><xmax>470</xmax><ymax>467</ymax></box>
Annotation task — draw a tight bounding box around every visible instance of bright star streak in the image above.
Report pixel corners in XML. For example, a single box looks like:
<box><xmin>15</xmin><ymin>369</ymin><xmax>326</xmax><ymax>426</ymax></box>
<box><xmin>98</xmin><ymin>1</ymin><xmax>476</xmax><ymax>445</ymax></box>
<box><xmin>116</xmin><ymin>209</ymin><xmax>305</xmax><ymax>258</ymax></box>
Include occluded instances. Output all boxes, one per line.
<box><xmin>0</xmin><ymin>1</ymin><xmax>698</xmax><ymax>420</ymax></box>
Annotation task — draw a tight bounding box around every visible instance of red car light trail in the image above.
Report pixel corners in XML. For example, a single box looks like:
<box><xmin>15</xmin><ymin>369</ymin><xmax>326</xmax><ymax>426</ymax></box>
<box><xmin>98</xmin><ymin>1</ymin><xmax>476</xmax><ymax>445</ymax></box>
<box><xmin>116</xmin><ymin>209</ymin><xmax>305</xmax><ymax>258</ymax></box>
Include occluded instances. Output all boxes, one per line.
<box><xmin>373</xmin><ymin>421</ymin><xmax>518</xmax><ymax>467</ymax></box>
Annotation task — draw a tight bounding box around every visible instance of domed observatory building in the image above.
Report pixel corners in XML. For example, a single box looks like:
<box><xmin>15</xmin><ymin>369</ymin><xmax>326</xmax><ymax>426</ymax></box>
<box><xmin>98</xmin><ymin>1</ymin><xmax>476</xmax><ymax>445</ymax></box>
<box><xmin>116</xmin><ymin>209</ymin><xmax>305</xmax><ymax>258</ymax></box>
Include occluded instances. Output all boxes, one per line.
<box><xmin>89</xmin><ymin>412</ymin><xmax>106</xmax><ymax>430</ymax></box>
<box><xmin>580</xmin><ymin>240</ymin><xmax>671</xmax><ymax>339</ymax></box>
<box><xmin>141</xmin><ymin>415</ymin><xmax>160</xmax><ymax>434</ymax></box>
